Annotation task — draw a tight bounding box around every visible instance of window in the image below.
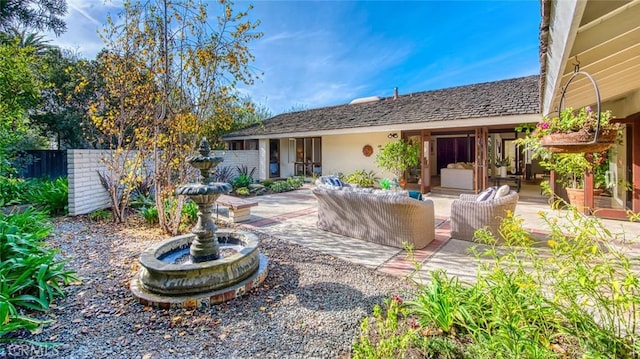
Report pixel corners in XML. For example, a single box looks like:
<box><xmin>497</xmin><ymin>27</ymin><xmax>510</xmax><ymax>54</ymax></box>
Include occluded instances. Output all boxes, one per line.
<box><xmin>245</xmin><ymin>140</ymin><xmax>258</xmax><ymax>150</ymax></box>
<box><xmin>288</xmin><ymin>137</ymin><xmax>321</xmax><ymax>175</ymax></box>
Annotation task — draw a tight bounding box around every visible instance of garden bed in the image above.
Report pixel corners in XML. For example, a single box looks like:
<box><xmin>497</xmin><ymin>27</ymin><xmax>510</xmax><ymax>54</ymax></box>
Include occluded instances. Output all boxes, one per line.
<box><xmin>7</xmin><ymin>216</ymin><xmax>411</xmax><ymax>358</ymax></box>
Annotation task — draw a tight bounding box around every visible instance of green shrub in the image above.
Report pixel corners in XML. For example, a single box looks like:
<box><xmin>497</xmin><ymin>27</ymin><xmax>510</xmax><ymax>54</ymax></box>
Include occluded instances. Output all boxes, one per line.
<box><xmin>356</xmin><ymin>208</ymin><xmax>640</xmax><ymax>357</ymax></box>
<box><xmin>269</xmin><ymin>181</ymin><xmax>291</xmax><ymax>193</ymax></box>
<box><xmin>0</xmin><ymin>177</ymin><xmax>29</xmax><ymax>206</ymax></box>
<box><xmin>181</xmin><ymin>200</ymin><xmax>198</xmax><ymax>225</ymax></box>
<box><xmin>353</xmin><ymin>296</ymin><xmax>418</xmax><ymax>358</ymax></box>
<box><xmin>25</xmin><ymin>177</ymin><xmax>68</xmax><ymax>216</ymax></box>
<box><xmin>0</xmin><ymin>209</ymin><xmax>78</xmax><ymax>339</ymax></box>
<box><xmin>261</xmin><ymin>179</ymin><xmax>274</xmax><ymax>188</ymax></box>
<box><xmin>406</xmin><ymin>270</ymin><xmax>469</xmax><ymax>334</ymax></box>
<box><xmin>88</xmin><ymin>209</ymin><xmax>112</xmax><ymax>222</ymax></box>
<box><xmin>141</xmin><ymin>206</ymin><xmax>159</xmax><ymax>225</ymax></box>
<box><xmin>235</xmin><ymin>187</ymin><xmax>250</xmax><ymax>196</ymax></box>
<box><xmin>267</xmin><ymin>177</ymin><xmax>304</xmax><ymax>193</ymax></box>
<box><xmin>345</xmin><ymin>170</ymin><xmax>377</xmax><ymax>188</ymax></box>
<box><xmin>129</xmin><ymin>193</ymin><xmax>155</xmax><ymax>209</ymax></box>
<box><xmin>0</xmin><ymin>177</ymin><xmax>68</xmax><ymax>216</ymax></box>
<box><xmin>286</xmin><ymin>176</ymin><xmax>304</xmax><ymax>189</ymax></box>
<box><xmin>231</xmin><ymin>174</ymin><xmax>253</xmax><ymax>189</ymax></box>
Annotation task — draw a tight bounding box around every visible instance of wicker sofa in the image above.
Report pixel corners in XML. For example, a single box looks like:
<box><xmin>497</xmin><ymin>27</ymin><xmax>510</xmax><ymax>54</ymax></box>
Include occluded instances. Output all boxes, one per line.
<box><xmin>450</xmin><ymin>190</ymin><xmax>519</xmax><ymax>241</ymax></box>
<box><xmin>312</xmin><ymin>187</ymin><xmax>435</xmax><ymax>249</ymax></box>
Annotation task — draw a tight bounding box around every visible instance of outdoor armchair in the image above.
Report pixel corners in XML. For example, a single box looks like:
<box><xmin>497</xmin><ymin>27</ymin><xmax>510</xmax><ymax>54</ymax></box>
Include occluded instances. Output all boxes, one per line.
<box><xmin>449</xmin><ymin>190</ymin><xmax>519</xmax><ymax>241</ymax></box>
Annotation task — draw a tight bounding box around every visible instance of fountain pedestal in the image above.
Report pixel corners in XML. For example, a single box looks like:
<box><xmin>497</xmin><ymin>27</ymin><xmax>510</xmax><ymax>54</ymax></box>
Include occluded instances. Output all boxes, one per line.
<box><xmin>130</xmin><ymin>138</ymin><xmax>268</xmax><ymax>308</ymax></box>
<box><xmin>186</xmin><ymin>193</ymin><xmax>221</xmax><ymax>262</ymax></box>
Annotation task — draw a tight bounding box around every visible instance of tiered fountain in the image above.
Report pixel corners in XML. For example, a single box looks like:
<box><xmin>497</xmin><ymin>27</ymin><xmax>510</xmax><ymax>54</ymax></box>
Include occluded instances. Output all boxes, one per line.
<box><xmin>130</xmin><ymin>138</ymin><xmax>268</xmax><ymax>308</ymax></box>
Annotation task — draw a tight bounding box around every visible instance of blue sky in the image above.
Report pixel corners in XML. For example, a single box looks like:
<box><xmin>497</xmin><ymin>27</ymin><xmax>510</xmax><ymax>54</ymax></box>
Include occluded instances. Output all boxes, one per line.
<box><xmin>46</xmin><ymin>0</ymin><xmax>541</xmax><ymax>115</ymax></box>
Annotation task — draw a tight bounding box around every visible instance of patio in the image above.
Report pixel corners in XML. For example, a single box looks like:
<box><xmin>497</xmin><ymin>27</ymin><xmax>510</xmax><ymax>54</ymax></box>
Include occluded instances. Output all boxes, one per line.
<box><xmin>232</xmin><ymin>184</ymin><xmax>640</xmax><ymax>283</ymax></box>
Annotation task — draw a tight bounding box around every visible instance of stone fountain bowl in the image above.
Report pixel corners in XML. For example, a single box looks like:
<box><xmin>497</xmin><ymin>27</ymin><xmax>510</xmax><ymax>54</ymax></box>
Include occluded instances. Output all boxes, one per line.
<box><xmin>130</xmin><ymin>229</ymin><xmax>268</xmax><ymax>308</ymax></box>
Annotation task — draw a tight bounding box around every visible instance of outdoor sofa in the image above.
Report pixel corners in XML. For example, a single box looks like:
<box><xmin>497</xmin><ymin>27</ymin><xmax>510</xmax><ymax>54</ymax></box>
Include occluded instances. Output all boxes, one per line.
<box><xmin>312</xmin><ymin>186</ymin><xmax>435</xmax><ymax>249</ymax></box>
<box><xmin>441</xmin><ymin>162</ymin><xmax>475</xmax><ymax>190</ymax></box>
<box><xmin>449</xmin><ymin>187</ymin><xmax>519</xmax><ymax>241</ymax></box>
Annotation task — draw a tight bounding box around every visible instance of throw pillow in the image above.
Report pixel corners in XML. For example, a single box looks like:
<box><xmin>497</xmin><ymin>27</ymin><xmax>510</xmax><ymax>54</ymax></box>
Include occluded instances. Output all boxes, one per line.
<box><xmin>476</xmin><ymin>187</ymin><xmax>496</xmax><ymax>202</ymax></box>
<box><xmin>494</xmin><ymin>184</ymin><xmax>511</xmax><ymax>199</ymax></box>
<box><xmin>328</xmin><ymin>177</ymin><xmax>340</xmax><ymax>186</ymax></box>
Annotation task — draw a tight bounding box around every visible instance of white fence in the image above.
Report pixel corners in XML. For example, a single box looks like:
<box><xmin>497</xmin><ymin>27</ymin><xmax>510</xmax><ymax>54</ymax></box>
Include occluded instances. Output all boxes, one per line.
<box><xmin>67</xmin><ymin>149</ymin><xmax>259</xmax><ymax>216</ymax></box>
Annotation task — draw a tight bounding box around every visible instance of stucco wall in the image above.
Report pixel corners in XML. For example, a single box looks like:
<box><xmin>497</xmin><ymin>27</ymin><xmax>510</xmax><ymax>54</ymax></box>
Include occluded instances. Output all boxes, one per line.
<box><xmin>321</xmin><ymin>132</ymin><xmax>395</xmax><ymax>178</ymax></box>
<box><xmin>67</xmin><ymin>149</ymin><xmax>259</xmax><ymax>216</ymax></box>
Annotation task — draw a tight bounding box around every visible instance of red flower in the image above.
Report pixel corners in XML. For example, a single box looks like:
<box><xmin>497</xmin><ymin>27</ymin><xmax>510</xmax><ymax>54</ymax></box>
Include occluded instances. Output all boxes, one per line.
<box><xmin>392</xmin><ymin>293</ymin><xmax>403</xmax><ymax>304</ymax></box>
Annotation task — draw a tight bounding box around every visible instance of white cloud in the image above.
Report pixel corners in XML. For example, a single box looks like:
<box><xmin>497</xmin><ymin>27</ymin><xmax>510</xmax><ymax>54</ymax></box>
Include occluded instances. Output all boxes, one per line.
<box><xmin>68</xmin><ymin>3</ymin><xmax>101</xmax><ymax>26</ymax></box>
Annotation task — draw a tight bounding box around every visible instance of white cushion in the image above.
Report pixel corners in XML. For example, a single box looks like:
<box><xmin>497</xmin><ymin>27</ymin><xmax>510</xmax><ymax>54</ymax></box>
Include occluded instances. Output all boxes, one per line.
<box><xmin>494</xmin><ymin>184</ymin><xmax>511</xmax><ymax>199</ymax></box>
<box><xmin>476</xmin><ymin>187</ymin><xmax>496</xmax><ymax>202</ymax></box>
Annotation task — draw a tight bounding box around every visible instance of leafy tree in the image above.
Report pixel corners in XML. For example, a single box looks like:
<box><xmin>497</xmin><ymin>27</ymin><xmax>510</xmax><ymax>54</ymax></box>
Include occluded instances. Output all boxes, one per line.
<box><xmin>0</xmin><ymin>0</ymin><xmax>67</xmax><ymax>36</ymax></box>
<box><xmin>32</xmin><ymin>47</ymin><xmax>104</xmax><ymax>149</ymax></box>
<box><xmin>94</xmin><ymin>0</ymin><xmax>262</xmax><ymax>233</ymax></box>
<box><xmin>0</xmin><ymin>43</ymin><xmax>43</xmax><ymax>175</ymax></box>
<box><xmin>202</xmin><ymin>95</ymin><xmax>272</xmax><ymax>149</ymax></box>
<box><xmin>0</xmin><ymin>26</ymin><xmax>51</xmax><ymax>54</ymax></box>
<box><xmin>89</xmin><ymin>48</ymin><xmax>162</xmax><ymax>223</ymax></box>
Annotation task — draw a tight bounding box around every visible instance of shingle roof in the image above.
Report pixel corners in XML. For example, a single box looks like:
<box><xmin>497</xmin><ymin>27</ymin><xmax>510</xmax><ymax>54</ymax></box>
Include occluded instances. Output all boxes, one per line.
<box><xmin>225</xmin><ymin>75</ymin><xmax>539</xmax><ymax>138</ymax></box>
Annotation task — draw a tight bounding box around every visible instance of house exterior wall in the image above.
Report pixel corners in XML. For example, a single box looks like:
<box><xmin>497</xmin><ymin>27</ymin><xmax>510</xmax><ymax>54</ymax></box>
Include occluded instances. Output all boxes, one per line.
<box><xmin>258</xmin><ymin>139</ymin><xmax>268</xmax><ymax>180</ymax></box>
<box><xmin>604</xmin><ymin>91</ymin><xmax>640</xmax><ymax>119</ymax></box>
<box><xmin>321</xmin><ymin>132</ymin><xmax>395</xmax><ymax>178</ymax></box>
<box><xmin>67</xmin><ymin>149</ymin><xmax>258</xmax><ymax>215</ymax></box>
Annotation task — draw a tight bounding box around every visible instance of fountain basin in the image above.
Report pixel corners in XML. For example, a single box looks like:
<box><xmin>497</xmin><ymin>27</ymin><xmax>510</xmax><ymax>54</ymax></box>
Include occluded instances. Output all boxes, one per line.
<box><xmin>130</xmin><ymin>229</ymin><xmax>268</xmax><ymax>308</ymax></box>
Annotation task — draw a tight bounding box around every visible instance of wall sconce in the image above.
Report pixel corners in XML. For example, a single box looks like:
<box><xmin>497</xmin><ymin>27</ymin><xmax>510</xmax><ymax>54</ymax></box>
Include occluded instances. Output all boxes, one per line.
<box><xmin>387</xmin><ymin>133</ymin><xmax>398</xmax><ymax>139</ymax></box>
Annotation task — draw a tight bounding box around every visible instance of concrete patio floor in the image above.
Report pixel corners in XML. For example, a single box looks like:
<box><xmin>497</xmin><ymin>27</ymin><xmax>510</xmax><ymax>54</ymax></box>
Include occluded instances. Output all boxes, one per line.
<box><xmin>226</xmin><ymin>185</ymin><xmax>640</xmax><ymax>284</ymax></box>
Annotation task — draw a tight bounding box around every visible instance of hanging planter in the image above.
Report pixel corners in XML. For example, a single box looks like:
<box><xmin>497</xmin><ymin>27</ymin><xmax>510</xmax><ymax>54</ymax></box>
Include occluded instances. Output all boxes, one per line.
<box><xmin>540</xmin><ymin>129</ymin><xmax>617</xmax><ymax>153</ymax></box>
<box><xmin>536</xmin><ymin>71</ymin><xmax>621</xmax><ymax>154</ymax></box>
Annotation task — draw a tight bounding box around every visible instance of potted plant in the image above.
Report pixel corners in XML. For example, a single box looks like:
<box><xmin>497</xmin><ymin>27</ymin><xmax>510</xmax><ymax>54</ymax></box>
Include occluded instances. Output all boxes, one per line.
<box><xmin>533</xmin><ymin>106</ymin><xmax>621</xmax><ymax>153</ymax></box>
<box><xmin>375</xmin><ymin>139</ymin><xmax>419</xmax><ymax>189</ymax></box>
<box><xmin>515</xmin><ymin>105</ymin><xmax>621</xmax><ymax>207</ymax></box>
<box><xmin>536</xmin><ymin>151</ymin><xmax>611</xmax><ymax>207</ymax></box>
<box><xmin>495</xmin><ymin>156</ymin><xmax>510</xmax><ymax>177</ymax></box>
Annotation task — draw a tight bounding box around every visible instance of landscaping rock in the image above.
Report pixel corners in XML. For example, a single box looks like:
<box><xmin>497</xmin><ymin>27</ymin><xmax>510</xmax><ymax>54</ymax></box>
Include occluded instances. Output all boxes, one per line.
<box><xmin>20</xmin><ymin>216</ymin><xmax>411</xmax><ymax>358</ymax></box>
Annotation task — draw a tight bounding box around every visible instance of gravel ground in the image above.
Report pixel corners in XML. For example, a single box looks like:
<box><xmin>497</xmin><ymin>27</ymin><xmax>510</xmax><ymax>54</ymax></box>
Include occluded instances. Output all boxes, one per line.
<box><xmin>9</xmin><ymin>216</ymin><xmax>412</xmax><ymax>359</ymax></box>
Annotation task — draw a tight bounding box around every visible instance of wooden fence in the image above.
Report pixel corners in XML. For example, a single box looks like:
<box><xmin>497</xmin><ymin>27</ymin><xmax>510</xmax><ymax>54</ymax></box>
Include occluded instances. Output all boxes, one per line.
<box><xmin>17</xmin><ymin>150</ymin><xmax>67</xmax><ymax>179</ymax></box>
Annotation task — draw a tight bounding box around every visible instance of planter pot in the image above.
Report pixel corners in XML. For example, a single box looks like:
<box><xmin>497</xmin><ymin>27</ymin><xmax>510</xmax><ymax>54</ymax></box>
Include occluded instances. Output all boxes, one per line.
<box><xmin>398</xmin><ymin>178</ymin><xmax>407</xmax><ymax>189</ymax></box>
<box><xmin>541</xmin><ymin>70</ymin><xmax>619</xmax><ymax>154</ymax></box>
<box><xmin>499</xmin><ymin>166</ymin><xmax>507</xmax><ymax>178</ymax></box>
<box><xmin>565</xmin><ymin>187</ymin><xmax>604</xmax><ymax>209</ymax></box>
<box><xmin>540</xmin><ymin>130</ymin><xmax>617</xmax><ymax>153</ymax></box>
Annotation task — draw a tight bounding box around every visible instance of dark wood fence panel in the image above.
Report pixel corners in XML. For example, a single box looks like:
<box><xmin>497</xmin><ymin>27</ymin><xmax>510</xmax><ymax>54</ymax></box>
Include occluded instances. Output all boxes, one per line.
<box><xmin>18</xmin><ymin>150</ymin><xmax>67</xmax><ymax>179</ymax></box>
